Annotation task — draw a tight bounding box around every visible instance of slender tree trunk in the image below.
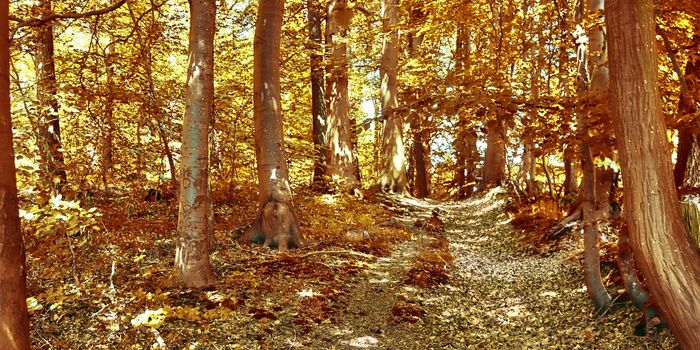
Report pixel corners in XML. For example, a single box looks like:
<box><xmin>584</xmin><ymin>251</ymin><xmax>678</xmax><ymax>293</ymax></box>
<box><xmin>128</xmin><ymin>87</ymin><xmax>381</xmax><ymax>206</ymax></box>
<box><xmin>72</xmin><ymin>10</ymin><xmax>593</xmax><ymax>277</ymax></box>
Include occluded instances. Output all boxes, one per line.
<box><xmin>324</xmin><ymin>0</ymin><xmax>358</xmax><ymax>191</ymax></box>
<box><xmin>145</xmin><ymin>48</ymin><xmax>178</xmax><ymax>192</ymax></box>
<box><xmin>573</xmin><ymin>0</ymin><xmax>612</xmax><ymax>313</ymax></box>
<box><xmin>102</xmin><ymin>39</ymin><xmax>115</xmax><ymax>192</ymax></box>
<box><xmin>377</xmin><ymin>0</ymin><xmax>407</xmax><ymax>194</ymax></box>
<box><xmin>238</xmin><ymin>0</ymin><xmax>303</xmax><ymax>251</ymax></box>
<box><xmin>0</xmin><ymin>3</ymin><xmax>31</xmax><ymax>346</ymax></box>
<box><xmin>454</xmin><ymin>27</ymin><xmax>478</xmax><ymax>199</ymax></box>
<box><xmin>617</xmin><ymin>225</ymin><xmax>659</xmax><ymax>333</ymax></box>
<box><xmin>606</xmin><ymin>1</ymin><xmax>700</xmax><ymax>347</ymax></box>
<box><xmin>308</xmin><ymin>0</ymin><xmax>327</xmax><ymax>187</ymax></box>
<box><xmin>172</xmin><ymin>0</ymin><xmax>217</xmax><ymax>288</ymax></box>
<box><xmin>673</xmin><ymin>59</ymin><xmax>699</xmax><ymax>188</ymax></box>
<box><xmin>35</xmin><ymin>0</ymin><xmax>67</xmax><ymax>193</ymax></box>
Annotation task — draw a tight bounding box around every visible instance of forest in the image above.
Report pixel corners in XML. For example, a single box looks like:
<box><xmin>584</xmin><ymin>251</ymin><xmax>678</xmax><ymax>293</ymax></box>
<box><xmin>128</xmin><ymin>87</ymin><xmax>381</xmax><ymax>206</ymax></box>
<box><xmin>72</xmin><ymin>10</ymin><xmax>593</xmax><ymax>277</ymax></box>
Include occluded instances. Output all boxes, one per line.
<box><xmin>1</xmin><ymin>0</ymin><xmax>700</xmax><ymax>348</ymax></box>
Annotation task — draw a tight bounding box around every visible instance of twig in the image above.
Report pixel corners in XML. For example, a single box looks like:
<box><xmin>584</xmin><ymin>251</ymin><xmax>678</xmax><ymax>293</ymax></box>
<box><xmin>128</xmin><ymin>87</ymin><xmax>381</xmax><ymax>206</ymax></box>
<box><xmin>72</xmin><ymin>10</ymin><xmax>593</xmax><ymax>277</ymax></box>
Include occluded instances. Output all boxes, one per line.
<box><xmin>297</xmin><ymin>250</ymin><xmax>375</xmax><ymax>259</ymax></box>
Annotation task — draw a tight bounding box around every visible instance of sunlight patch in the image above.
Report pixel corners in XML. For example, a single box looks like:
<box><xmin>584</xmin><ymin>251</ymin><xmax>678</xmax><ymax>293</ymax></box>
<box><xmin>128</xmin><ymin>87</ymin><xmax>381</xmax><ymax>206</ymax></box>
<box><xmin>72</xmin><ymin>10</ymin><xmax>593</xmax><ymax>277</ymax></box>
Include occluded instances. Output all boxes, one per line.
<box><xmin>341</xmin><ymin>336</ymin><xmax>379</xmax><ymax>348</ymax></box>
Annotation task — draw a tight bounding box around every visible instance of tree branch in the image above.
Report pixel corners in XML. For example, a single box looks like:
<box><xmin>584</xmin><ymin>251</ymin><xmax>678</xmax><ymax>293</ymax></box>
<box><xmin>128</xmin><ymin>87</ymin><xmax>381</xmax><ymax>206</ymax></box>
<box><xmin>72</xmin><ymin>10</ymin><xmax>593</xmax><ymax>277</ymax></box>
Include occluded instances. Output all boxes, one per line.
<box><xmin>10</xmin><ymin>0</ymin><xmax>128</xmax><ymax>40</ymax></box>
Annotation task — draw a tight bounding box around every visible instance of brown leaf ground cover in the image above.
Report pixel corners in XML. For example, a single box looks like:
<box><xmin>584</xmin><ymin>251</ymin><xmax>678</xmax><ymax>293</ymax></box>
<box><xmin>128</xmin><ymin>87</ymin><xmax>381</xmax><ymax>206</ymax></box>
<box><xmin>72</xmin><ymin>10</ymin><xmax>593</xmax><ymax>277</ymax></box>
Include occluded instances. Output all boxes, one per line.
<box><xmin>26</xmin><ymin>188</ymin><xmax>676</xmax><ymax>349</ymax></box>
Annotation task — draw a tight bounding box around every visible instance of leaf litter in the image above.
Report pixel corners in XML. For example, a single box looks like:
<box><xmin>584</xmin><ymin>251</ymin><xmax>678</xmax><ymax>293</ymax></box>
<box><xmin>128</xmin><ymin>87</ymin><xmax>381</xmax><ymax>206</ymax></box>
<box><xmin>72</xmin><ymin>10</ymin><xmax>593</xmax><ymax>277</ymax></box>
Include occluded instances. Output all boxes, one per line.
<box><xmin>25</xmin><ymin>188</ymin><xmax>677</xmax><ymax>349</ymax></box>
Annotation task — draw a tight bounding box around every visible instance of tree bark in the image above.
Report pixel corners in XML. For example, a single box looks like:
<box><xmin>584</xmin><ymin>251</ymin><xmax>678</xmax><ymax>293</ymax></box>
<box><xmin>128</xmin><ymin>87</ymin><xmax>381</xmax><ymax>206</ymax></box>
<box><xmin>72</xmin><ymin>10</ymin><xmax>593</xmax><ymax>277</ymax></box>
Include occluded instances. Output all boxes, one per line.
<box><xmin>407</xmin><ymin>28</ymin><xmax>430</xmax><ymax>198</ymax></box>
<box><xmin>35</xmin><ymin>0</ymin><xmax>67</xmax><ymax>193</ymax></box>
<box><xmin>563</xmin><ymin>144</ymin><xmax>578</xmax><ymax>195</ymax></box>
<box><xmin>172</xmin><ymin>0</ymin><xmax>217</xmax><ymax>288</ymax></box>
<box><xmin>324</xmin><ymin>0</ymin><xmax>359</xmax><ymax>191</ymax></box>
<box><xmin>308</xmin><ymin>0</ymin><xmax>328</xmax><ymax>187</ymax></box>
<box><xmin>238</xmin><ymin>0</ymin><xmax>303</xmax><ymax>251</ymax></box>
<box><xmin>606</xmin><ymin>1</ymin><xmax>700</xmax><ymax>347</ymax></box>
<box><xmin>480</xmin><ymin>119</ymin><xmax>506</xmax><ymax>189</ymax></box>
<box><xmin>101</xmin><ymin>37</ymin><xmax>114</xmax><ymax>192</ymax></box>
<box><xmin>673</xmin><ymin>59</ymin><xmax>699</xmax><ymax>189</ymax></box>
<box><xmin>573</xmin><ymin>0</ymin><xmax>612</xmax><ymax>313</ymax></box>
<box><xmin>377</xmin><ymin>0</ymin><xmax>407</xmax><ymax>194</ymax></box>
<box><xmin>0</xmin><ymin>2</ymin><xmax>32</xmax><ymax>346</ymax></box>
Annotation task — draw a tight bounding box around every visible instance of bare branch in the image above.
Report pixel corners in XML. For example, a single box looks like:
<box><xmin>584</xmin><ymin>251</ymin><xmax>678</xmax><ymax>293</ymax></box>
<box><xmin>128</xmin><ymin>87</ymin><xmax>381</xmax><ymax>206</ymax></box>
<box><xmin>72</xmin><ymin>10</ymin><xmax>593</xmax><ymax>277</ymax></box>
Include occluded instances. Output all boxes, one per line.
<box><xmin>10</xmin><ymin>0</ymin><xmax>128</xmax><ymax>40</ymax></box>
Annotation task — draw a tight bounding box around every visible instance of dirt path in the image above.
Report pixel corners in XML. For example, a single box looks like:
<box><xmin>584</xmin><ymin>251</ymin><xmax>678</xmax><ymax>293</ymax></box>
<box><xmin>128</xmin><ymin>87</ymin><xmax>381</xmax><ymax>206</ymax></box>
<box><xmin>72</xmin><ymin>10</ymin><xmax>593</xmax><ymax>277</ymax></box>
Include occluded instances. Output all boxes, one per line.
<box><xmin>302</xmin><ymin>189</ymin><xmax>675</xmax><ymax>349</ymax></box>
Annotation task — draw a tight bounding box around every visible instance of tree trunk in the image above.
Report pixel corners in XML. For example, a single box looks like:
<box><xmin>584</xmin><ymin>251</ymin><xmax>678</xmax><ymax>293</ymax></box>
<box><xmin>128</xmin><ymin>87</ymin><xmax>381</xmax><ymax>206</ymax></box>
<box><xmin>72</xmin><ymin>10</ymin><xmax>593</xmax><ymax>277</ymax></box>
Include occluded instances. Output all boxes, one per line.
<box><xmin>377</xmin><ymin>0</ymin><xmax>407</xmax><ymax>194</ymax></box>
<box><xmin>308</xmin><ymin>0</ymin><xmax>328</xmax><ymax>187</ymax></box>
<box><xmin>581</xmin><ymin>132</ymin><xmax>612</xmax><ymax>313</ymax></box>
<box><xmin>172</xmin><ymin>0</ymin><xmax>217</xmax><ymax>288</ymax></box>
<box><xmin>518</xmin><ymin>141</ymin><xmax>536</xmax><ymax>196</ymax></box>
<box><xmin>145</xmin><ymin>51</ymin><xmax>179</xmax><ymax>193</ymax></box>
<box><xmin>606</xmin><ymin>1</ymin><xmax>700</xmax><ymax>347</ymax></box>
<box><xmin>673</xmin><ymin>59</ymin><xmax>699</xmax><ymax>188</ymax></box>
<box><xmin>0</xmin><ymin>3</ymin><xmax>31</xmax><ymax>346</ymax></box>
<box><xmin>407</xmin><ymin>29</ymin><xmax>430</xmax><ymax>198</ymax></box>
<box><xmin>324</xmin><ymin>0</ymin><xmax>359</xmax><ymax>191</ymax></box>
<box><xmin>617</xmin><ymin>225</ymin><xmax>659</xmax><ymax>334</ymax></box>
<box><xmin>102</xmin><ymin>38</ymin><xmax>115</xmax><ymax>192</ymax></box>
<box><xmin>238</xmin><ymin>0</ymin><xmax>303</xmax><ymax>251</ymax></box>
<box><xmin>480</xmin><ymin>119</ymin><xmax>506</xmax><ymax>189</ymax></box>
<box><xmin>573</xmin><ymin>0</ymin><xmax>612</xmax><ymax>313</ymax></box>
<box><xmin>563</xmin><ymin>144</ymin><xmax>578</xmax><ymax>195</ymax></box>
<box><xmin>35</xmin><ymin>0</ymin><xmax>67</xmax><ymax>193</ymax></box>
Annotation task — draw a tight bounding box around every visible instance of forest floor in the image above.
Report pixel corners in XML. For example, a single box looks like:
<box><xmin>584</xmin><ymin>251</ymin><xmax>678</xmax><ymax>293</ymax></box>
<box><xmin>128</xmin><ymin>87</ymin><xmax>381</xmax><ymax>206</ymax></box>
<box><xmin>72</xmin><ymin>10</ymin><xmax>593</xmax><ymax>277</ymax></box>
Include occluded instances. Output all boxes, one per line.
<box><xmin>26</xmin><ymin>187</ymin><xmax>677</xmax><ymax>349</ymax></box>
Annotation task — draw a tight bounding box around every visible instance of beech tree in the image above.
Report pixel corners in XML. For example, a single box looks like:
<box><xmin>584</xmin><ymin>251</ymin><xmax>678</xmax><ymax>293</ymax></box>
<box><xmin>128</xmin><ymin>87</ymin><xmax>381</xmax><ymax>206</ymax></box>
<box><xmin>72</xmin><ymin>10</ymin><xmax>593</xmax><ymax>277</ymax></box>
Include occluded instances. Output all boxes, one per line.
<box><xmin>34</xmin><ymin>0</ymin><xmax>67</xmax><ymax>193</ymax></box>
<box><xmin>324</xmin><ymin>0</ymin><xmax>359</xmax><ymax>191</ymax></box>
<box><xmin>171</xmin><ymin>0</ymin><xmax>217</xmax><ymax>288</ymax></box>
<box><xmin>377</xmin><ymin>0</ymin><xmax>407</xmax><ymax>194</ymax></box>
<box><xmin>308</xmin><ymin>0</ymin><xmax>327</xmax><ymax>187</ymax></box>
<box><xmin>0</xmin><ymin>1</ymin><xmax>31</xmax><ymax>347</ymax></box>
<box><xmin>238</xmin><ymin>0</ymin><xmax>303</xmax><ymax>251</ymax></box>
<box><xmin>606</xmin><ymin>0</ymin><xmax>700</xmax><ymax>347</ymax></box>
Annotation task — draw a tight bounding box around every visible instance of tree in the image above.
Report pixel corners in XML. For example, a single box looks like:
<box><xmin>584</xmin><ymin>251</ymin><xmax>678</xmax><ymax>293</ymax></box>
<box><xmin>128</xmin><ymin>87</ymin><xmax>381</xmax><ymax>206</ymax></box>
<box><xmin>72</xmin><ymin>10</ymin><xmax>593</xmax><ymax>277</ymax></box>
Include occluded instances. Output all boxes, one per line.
<box><xmin>406</xmin><ymin>8</ymin><xmax>430</xmax><ymax>198</ymax></box>
<box><xmin>171</xmin><ymin>0</ymin><xmax>217</xmax><ymax>288</ymax></box>
<box><xmin>0</xmin><ymin>1</ymin><xmax>32</xmax><ymax>347</ymax></box>
<box><xmin>34</xmin><ymin>0</ymin><xmax>67</xmax><ymax>193</ymax></box>
<box><xmin>606</xmin><ymin>0</ymin><xmax>700</xmax><ymax>347</ymax></box>
<box><xmin>480</xmin><ymin>119</ymin><xmax>506</xmax><ymax>188</ymax></box>
<box><xmin>307</xmin><ymin>0</ymin><xmax>327</xmax><ymax>187</ymax></box>
<box><xmin>377</xmin><ymin>0</ymin><xmax>407</xmax><ymax>194</ymax></box>
<box><xmin>238</xmin><ymin>0</ymin><xmax>303</xmax><ymax>251</ymax></box>
<box><xmin>453</xmin><ymin>26</ymin><xmax>478</xmax><ymax>199</ymax></box>
<box><xmin>324</xmin><ymin>0</ymin><xmax>359</xmax><ymax>191</ymax></box>
<box><xmin>575</xmin><ymin>0</ymin><xmax>612</xmax><ymax>313</ymax></box>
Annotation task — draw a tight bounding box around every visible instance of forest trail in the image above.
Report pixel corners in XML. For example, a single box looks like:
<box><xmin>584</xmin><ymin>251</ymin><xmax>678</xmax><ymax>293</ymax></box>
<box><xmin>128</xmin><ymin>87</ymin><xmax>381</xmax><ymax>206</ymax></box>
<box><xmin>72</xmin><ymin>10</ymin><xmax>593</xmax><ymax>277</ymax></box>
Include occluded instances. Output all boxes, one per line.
<box><xmin>301</xmin><ymin>189</ymin><xmax>675</xmax><ymax>350</ymax></box>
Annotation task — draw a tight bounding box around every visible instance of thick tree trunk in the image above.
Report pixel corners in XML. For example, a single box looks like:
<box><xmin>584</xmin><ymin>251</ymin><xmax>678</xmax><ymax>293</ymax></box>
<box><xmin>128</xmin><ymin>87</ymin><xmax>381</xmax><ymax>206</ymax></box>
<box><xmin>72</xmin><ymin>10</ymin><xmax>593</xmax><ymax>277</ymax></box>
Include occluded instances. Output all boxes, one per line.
<box><xmin>411</xmin><ymin>122</ymin><xmax>430</xmax><ymax>198</ymax></box>
<box><xmin>518</xmin><ymin>141</ymin><xmax>536</xmax><ymax>196</ymax></box>
<box><xmin>238</xmin><ymin>0</ymin><xmax>303</xmax><ymax>251</ymax></box>
<box><xmin>563</xmin><ymin>144</ymin><xmax>578</xmax><ymax>195</ymax></box>
<box><xmin>172</xmin><ymin>0</ymin><xmax>217</xmax><ymax>288</ymax></box>
<box><xmin>606</xmin><ymin>1</ymin><xmax>700</xmax><ymax>347</ymax></box>
<box><xmin>0</xmin><ymin>3</ymin><xmax>32</xmax><ymax>347</ymax></box>
<box><xmin>377</xmin><ymin>0</ymin><xmax>407</xmax><ymax>194</ymax></box>
<box><xmin>35</xmin><ymin>0</ymin><xmax>67</xmax><ymax>193</ymax></box>
<box><xmin>307</xmin><ymin>0</ymin><xmax>328</xmax><ymax>187</ymax></box>
<box><xmin>407</xmin><ymin>30</ymin><xmax>430</xmax><ymax>198</ymax></box>
<box><xmin>324</xmin><ymin>0</ymin><xmax>359</xmax><ymax>191</ymax></box>
<box><xmin>480</xmin><ymin>119</ymin><xmax>506</xmax><ymax>189</ymax></box>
